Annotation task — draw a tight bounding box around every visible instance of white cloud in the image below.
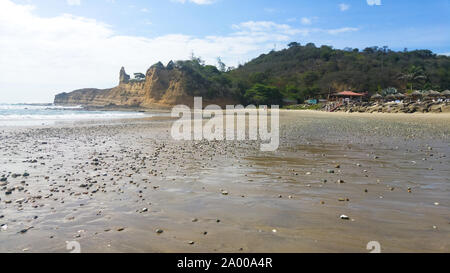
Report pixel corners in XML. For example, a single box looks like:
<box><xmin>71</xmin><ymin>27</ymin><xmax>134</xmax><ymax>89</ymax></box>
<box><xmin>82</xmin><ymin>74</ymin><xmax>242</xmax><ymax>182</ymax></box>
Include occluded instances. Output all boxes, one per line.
<box><xmin>264</xmin><ymin>8</ymin><xmax>277</xmax><ymax>13</ymax></box>
<box><xmin>172</xmin><ymin>0</ymin><xmax>216</xmax><ymax>4</ymax></box>
<box><xmin>0</xmin><ymin>0</ymin><xmax>359</xmax><ymax>103</ymax></box>
<box><xmin>339</xmin><ymin>3</ymin><xmax>350</xmax><ymax>11</ymax></box>
<box><xmin>301</xmin><ymin>17</ymin><xmax>312</xmax><ymax>25</ymax></box>
<box><xmin>67</xmin><ymin>0</ymin><xmax>81</xmax><ymax>6</ymax></box>
<box><xmin>367</xmin><ymin>0</ymin><xmax>381</xmax><ymax>6</ymax></box>
<box><xmin>327</xmin><ymin>27</ymin><xmax>359</xmax><ymax>35</ymax></box>
<box><xmin>232</xmin><ymin>21</ymin><xmax>305</xmax><ymax>36</ymax></box>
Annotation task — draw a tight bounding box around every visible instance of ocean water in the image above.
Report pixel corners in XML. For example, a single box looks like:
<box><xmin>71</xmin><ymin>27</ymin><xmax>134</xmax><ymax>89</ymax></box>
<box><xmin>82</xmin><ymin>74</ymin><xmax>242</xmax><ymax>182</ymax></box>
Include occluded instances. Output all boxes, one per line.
<box><xmin>0</xmin><ymin>104</ymin><xmax>150</xmax><ymax>126</ymax></box>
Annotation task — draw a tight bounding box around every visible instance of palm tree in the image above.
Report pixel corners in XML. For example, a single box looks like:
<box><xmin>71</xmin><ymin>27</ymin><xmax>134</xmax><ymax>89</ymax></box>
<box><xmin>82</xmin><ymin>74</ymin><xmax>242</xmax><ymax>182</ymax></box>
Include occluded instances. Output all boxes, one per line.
<box><xmin>398</xmin><ymin>66</ymin><xmax>427</xmax><ymax>92</ymax></box>
<box><xmin>381</xmin><ymin>87</ymin><xmax>398</xmax><ymax>97</ymax></box>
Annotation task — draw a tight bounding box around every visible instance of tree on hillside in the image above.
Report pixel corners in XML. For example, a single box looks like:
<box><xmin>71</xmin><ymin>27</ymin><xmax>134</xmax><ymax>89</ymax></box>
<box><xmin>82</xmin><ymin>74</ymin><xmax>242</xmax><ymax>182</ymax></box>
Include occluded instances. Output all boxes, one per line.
<box><xmin>398</xmin><ymin>66</ymin><xmax>427</xmax><ymax>92</ymax></box>
<box><xmin>244</xmin><ymin>84</ymin><xmax>283</xmax><ymax>106</ymax></box>
<box><xmin>134</xmin><ymin>73</ymin><xmax>145</xmax><ymax>80</ymax></box>
<box><xmin>217</xmin><ymin>57</ymin><xmax>227</xmax><ymax>72</ymax></box>
<box><xmin>190</xmin><ymin>52</ymin><xmax>205</xmax><ymax>65</ymax></box>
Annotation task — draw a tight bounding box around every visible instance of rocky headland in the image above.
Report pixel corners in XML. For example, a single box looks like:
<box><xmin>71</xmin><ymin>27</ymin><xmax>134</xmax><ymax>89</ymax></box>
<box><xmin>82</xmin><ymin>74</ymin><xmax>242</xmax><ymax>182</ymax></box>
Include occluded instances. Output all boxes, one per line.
<box><xmin>54</xmin><ymin>62</ymin><xmax>237</xmax><ymax>109</ymax></box>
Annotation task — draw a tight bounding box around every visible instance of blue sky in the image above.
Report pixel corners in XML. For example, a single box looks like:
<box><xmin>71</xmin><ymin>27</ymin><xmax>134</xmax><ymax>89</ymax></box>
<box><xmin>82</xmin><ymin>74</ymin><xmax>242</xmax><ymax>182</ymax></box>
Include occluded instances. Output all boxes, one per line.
<box><xmin>1</xmin><ymin>0</ymin><xmax>449</xmax><ymax>103</ymax></box>
<box><xmin>17</xmin><ymin>0</ymin><xmax>450</xmax><ymax>51</ymax></box>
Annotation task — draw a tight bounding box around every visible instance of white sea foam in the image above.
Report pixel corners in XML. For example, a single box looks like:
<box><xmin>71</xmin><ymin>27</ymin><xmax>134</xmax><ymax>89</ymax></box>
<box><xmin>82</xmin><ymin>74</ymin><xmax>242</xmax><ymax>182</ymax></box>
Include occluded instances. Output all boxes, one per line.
<box><xmin>0</xmin><ymin>104</ymin><xmax>149</xmax><ymax>126</ymax></box>
<box><xmin>0</xmin><ymin>113</ymin><xmax>146</xmax><ymax>120</ymax></box>
<box><xmin>0</xmin><ymin>104</ymin><xmax>83</xmax><ymax>110</ymax></box>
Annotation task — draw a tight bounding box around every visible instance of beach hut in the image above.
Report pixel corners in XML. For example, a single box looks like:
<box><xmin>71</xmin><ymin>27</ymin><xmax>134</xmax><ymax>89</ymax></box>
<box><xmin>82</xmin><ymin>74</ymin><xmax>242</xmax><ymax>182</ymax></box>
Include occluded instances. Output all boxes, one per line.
<box><xmin>332</xmin><ymin>91</ymin><xmax>365</xmax><ymax>103</ymax></box>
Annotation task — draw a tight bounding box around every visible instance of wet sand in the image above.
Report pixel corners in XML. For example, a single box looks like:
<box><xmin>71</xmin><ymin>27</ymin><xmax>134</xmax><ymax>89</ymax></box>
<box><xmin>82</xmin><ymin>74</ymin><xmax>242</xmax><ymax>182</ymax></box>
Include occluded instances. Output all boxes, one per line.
<box><xmin>0</xmin><ymin>111</ymin><xmax>449</xmax><ymax>253</ymax></box>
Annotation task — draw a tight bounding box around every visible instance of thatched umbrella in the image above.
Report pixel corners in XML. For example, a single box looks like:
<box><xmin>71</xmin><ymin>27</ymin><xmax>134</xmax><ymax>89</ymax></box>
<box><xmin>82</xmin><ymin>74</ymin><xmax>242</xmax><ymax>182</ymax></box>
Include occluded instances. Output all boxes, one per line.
<box><xmin>425</xmin><ymin>90</ymin><xmax>440</xmax><ymax>97</ymax></box>
<box><xmin>385</xmin><ymin>94</ymin><xmax>396</xmax><ymax>101</ymax></box>
<box><xmin>441</xmin><ymin>90</ymin><xmax>450</xmax><ymax>97</ymax></box>
<box><xmin>431</xmin><ymin>90</ymin><xmax>441</xmax><ymax>96</ymax></box>
<box><xmin>409</xmin><ymin>90</ymin><xmax>423</xmax><ymax>97</ymax></box>
<box><xmin>406</xmin><ymin>91</ymin><xmax>422</xmax><ymax>102</ymax></box>
<box><xmin>395</xmin><ymin>93</ymin><xmax>406</xmax><ymax>100</ymax></box>
<box><xmin>371</xmin><ymin>94</ymin><xmax>382</xmax><ymax>101</ymax></box>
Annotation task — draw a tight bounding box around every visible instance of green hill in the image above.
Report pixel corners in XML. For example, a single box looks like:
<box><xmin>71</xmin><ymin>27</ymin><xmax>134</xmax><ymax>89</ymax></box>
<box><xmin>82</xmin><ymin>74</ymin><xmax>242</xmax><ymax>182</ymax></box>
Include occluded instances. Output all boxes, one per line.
<box><xmin>226</xmin><ymin>43</ymin><xmax>450</xmax><ymax>104</ymax></box>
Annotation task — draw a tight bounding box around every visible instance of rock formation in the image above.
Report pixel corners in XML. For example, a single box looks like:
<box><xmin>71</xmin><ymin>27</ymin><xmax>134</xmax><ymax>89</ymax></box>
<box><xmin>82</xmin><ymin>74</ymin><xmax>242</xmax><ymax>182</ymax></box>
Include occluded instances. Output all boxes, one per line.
<box><xmin>54</xmin><ymin>62</ymin><xmax>237</xmax><ymax>108</ymax></box>
<box><xmin>119</xmin><ymin>67</ymin><xmax>130</xmax><ymax>84</ymax></box>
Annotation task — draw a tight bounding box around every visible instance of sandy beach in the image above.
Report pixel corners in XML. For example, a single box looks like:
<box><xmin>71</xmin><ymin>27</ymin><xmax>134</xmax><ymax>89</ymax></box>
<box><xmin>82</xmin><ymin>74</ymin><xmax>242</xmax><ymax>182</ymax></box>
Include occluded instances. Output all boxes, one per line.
<box><xmin>0</xmin><ymin>111</ymin><xmax>449</xmax><ymax>253</ymax></box>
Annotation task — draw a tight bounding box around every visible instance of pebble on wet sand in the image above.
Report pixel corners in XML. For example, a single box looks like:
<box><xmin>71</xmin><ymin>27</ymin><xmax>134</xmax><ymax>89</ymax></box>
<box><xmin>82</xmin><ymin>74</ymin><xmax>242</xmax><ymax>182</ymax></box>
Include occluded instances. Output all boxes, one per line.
<box><xmin>19</xmin><ymin>226</ymin><xmax>33</xmax><ymax>234</ymax></box>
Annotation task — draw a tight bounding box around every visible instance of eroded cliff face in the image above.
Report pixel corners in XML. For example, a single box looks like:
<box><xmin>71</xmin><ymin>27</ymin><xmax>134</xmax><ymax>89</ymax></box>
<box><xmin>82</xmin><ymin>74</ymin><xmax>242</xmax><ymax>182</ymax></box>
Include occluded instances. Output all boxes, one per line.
<box><xmin>54</xmin><ymin>63</ymin><xmax>237</xmax><ymax>108</ymax></box>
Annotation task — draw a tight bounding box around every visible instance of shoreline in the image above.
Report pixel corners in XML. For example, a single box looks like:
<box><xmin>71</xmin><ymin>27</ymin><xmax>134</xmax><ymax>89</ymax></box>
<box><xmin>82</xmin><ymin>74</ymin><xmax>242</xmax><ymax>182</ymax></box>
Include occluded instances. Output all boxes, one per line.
<box><xmin>54</xmin><ymin>103</ymin><xmax>450</xmax><ymax>116</ymax></box>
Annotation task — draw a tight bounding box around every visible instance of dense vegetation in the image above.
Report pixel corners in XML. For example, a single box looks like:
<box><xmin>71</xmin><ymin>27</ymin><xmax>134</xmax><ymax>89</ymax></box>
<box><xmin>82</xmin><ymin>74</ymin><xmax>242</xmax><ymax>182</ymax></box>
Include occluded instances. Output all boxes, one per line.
<box><xmin>167</xmin><ymin>59</ymin><xmax>232</xmax><ymax>100</ymax></box>
<box><xmin>161</xmin><ymin>43</ymin><xmax>450</xmax><ymax>105</ymax></box>
<box><xmin>227</xmin><ymin>43</ymin><xmax>450</xmax><ymax>104</ymax></box>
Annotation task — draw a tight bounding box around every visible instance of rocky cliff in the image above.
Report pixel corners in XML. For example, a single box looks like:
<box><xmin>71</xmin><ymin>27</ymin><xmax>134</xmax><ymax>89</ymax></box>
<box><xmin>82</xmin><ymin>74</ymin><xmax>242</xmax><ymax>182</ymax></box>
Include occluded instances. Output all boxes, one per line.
<box><xmin>54</xmin><ymin>62</ymin><xmax>237</xmax><ymax>108</ymax></box>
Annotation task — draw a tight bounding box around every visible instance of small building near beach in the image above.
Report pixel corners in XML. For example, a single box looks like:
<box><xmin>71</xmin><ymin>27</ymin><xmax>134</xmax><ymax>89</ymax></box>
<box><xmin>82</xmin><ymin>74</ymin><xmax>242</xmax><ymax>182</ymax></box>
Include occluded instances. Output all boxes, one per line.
<box><xmin>332</xmin><ymin>91</ymin><xmax>365</xmax><ymax>102</ymax></box>
<box><xmin>305</xmin><ymin>99</ymin><xmax>318</xmax><ymax>105</ymax></box>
